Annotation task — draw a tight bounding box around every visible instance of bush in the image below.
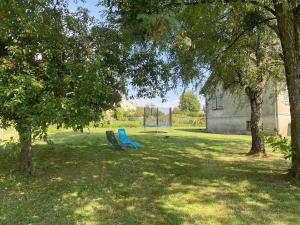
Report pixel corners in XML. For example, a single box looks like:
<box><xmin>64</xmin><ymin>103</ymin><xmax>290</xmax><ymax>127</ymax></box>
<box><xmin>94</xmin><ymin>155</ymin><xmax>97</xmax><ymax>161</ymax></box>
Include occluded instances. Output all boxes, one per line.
<box><xmin>265</xmin><ymin>135</ymin><xmax>292</xmax><ymax>159</ymax></box>
<box><xmin>172</xmin><ymin>114</ymin><xmax>205</xmax><ymax>127</ymax></box>
<box><xmin>173</xmin><ymin>107</ymin><xmax>183</xmax><ymax>115</ymax></box>
<box><xmin>0</xmin><ymin>137</ymin><xmax>20</xmax><ymax>161</ymax></box>
<box><xmin>173</xmin><ymin>107</ymin><xmax>202</xmax><ymax>117</ymax></box>
<box><xmin>101</xmin><ymin>120</ymin><xmax>141</xmax><ymax>128</ymax></box>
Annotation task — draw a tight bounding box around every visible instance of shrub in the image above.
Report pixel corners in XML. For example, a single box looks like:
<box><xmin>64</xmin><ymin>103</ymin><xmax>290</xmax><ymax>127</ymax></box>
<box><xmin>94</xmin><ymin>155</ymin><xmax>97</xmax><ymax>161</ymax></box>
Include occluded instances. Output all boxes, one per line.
<box><xmin>265</xmin><ymin>135</ymin><xmax>292</xmax><ymax>159</ymax></box>
<box><xmin>0</xmin><ymin>137</ymin><xmax>20</xmax><ymax>161</ymax></box>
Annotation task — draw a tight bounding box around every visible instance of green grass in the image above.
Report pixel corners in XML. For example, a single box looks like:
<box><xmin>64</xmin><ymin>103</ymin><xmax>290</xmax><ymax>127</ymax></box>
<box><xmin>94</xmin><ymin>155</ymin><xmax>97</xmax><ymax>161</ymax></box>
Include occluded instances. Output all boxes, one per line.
<box><xmin>0</xmin><ymin>128</ymin><xmax>299</xmax><ymax>225</ymax></box>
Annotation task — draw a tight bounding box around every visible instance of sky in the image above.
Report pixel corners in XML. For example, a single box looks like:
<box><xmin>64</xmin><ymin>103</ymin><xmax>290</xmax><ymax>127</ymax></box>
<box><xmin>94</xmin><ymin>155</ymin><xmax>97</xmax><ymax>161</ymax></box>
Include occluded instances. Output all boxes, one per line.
<box><xmin>68</xmin><ymin>0</ymin><xmax>204</xmax><ymax>108</ymax></box>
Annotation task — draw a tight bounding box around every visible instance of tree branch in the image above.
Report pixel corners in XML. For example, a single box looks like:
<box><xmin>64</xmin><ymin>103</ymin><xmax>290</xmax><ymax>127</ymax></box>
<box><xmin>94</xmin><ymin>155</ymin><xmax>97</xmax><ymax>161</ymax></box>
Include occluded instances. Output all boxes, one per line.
<box><xmin>265</xmin><ymin>20</ymin><xmax>279</xmax><ymax>35</ymax></box>
<box><xmin>248</xmin><ymin>0</ymin><xmax>276</xmax><ymax>16</ymax></box>
<box><xmin>171</xmin><ymin>0</ymin><xmax>277</xmax><ymax>17</ymax></box>
<box><xmin>220</xmin><ymin>17</ymin><xmax>276</xmax><ymax>58</ymax></box>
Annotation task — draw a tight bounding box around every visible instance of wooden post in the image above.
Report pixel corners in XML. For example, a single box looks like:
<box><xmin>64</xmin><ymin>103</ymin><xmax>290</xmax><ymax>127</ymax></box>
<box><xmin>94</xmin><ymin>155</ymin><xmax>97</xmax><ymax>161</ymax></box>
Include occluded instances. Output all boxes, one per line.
<box><xmin>169</xmin><ymin>108</ymin><xmax>172</xmax><ymax>127</ymax></box>
<box><xmin>143</xmin><ymin>107</ymin><xmax>146</xmax><ymax>131</ymax></box>
<box><xmin>156</xmin><ymin>107</ymin><xmax>159</xmax><ymax>133</ymax></box>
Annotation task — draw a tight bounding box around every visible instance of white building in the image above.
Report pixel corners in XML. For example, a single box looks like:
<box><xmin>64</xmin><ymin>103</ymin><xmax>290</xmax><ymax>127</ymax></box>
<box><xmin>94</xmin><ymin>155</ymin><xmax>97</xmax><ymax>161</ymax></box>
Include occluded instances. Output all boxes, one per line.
<box><xmin>202</xmin><ymin>82</ymin><xmax>291</xmax><ymax>136</ymax></box>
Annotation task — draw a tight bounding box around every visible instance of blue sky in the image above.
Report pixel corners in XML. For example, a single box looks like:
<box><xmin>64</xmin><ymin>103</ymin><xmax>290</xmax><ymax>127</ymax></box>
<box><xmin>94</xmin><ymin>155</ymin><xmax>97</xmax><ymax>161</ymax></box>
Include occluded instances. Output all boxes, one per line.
<box><xmin>69</xmin><ymin>0</ymin><xmax>204</xmax><ymax>107</ymax></box>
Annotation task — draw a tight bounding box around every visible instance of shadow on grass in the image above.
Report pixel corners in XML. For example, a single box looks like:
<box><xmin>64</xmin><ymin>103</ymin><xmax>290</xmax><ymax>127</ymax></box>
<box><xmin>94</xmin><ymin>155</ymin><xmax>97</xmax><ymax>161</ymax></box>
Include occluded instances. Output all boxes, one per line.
<box><xmin>175</xmin><ymin>128</ymin><xmax>207</xmax><ymax>133</ymax></box>
<box><xmin>139</xmin><ymin>131</ymin><xmax>169</xmax><ymax>134</ymax></box>
<box><xmin>0</xmin><ymin>130</ymin><xmax>299</xmax><ymax>225</ymax></box>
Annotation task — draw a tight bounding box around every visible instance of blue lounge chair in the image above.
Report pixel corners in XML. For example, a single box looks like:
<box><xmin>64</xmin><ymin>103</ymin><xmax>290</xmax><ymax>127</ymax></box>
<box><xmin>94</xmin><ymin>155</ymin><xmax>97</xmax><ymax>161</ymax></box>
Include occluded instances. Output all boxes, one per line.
<box><xmin>118</xmin><ymin>128</ymin><xmax>141</xmax><ymax>147</ymax></box>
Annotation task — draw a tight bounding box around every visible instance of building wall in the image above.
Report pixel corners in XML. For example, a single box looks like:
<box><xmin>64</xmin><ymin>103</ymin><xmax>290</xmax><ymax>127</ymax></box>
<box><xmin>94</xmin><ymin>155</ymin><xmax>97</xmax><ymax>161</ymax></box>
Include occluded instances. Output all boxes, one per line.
<box><xmin>205</xmin><ymin>83</ymin><xmax>287</xmax><ymax>135</ymax></box>
<box><xmin>277</xmin><ymin>115</ymin><xmax>291</xmax><ymax>135</ymax></box>
<box><xmin>276</xmin><ymin>88</ymin><xmax>291</xmax><ymax>135</ymax></box>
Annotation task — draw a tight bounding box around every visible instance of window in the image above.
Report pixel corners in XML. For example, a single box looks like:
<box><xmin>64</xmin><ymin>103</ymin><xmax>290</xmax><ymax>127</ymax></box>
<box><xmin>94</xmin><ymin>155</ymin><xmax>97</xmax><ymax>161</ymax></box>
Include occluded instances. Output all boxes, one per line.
<box><xmin>246</xmin><ymin>121</ymin><xmax>251</xmax><ymax>130</ymax></box>
<box><xmin>216</xmin><ymin>97</ymin><xmax>224</xmax><ymax>109</ymax></box>
<box><xmin>284</xmin><ymin>89</ymin><xmax>289</xmax><ymax>105</ymax></box>
<box><xmin>212</xmin><ymin>96</ymin><xmax>224</xmax><ymax>110</ymax></box>
<box><xmin>212</xmin><ymin>98</ymin><xmax>217</xmax><ymax>110</ymax></box>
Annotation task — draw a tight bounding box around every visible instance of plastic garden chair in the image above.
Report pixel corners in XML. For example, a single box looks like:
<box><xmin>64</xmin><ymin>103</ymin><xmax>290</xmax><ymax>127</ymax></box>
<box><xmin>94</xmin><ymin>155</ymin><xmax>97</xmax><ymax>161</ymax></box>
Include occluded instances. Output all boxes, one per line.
<box><xmin>106</xmin><ymin>131</ymin><xmax>128</xmax><ymax>149</ymax></box>
<box><xmin>118</xmin><ymin>128</ymin><xmax>141</xmax><ymax>147</ymax></box>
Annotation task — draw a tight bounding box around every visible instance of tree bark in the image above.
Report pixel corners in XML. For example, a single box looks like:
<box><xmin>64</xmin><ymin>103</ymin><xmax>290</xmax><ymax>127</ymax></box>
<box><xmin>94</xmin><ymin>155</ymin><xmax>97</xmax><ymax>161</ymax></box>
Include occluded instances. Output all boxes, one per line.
<box><xmin>16</xmin><ymin>125</ymin><xmax>32</xmax><ymax>174</ymax></box>
<box><xmin>275</xmin><ymin>5</ymin><xmax>300</xmax><ymax>178</ymax></box>
<box><xmin>245</xmin><ymin>87</ymin><xmax>265</xmax><ymax>155</ymax></box>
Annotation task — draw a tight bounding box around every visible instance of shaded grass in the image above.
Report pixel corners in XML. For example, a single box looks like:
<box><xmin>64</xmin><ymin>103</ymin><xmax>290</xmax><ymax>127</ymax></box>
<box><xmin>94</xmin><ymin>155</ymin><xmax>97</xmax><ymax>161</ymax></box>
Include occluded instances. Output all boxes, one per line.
<box><xmin>0</xmin><ymin>128</ymin><xmax>299</xmax><ymax>225</ymax></box>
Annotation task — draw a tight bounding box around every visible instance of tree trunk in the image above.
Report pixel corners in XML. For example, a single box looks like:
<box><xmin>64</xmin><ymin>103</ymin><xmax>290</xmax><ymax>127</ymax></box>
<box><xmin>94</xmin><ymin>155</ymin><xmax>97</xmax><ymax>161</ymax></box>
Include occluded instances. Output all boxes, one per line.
<box><xmin>16</xmin><ymin>125</ymin><xmax>32</xmax><ymax>174</ymax></box>
<box><xmin>246</xmin><ymin>87</ymin><xmax>265</xmax><ymax>155</ymax></box>
<box><xmin>275</xmin><ymin>5</ymin><xmax>300</xmax><ymax>178</ymax></box>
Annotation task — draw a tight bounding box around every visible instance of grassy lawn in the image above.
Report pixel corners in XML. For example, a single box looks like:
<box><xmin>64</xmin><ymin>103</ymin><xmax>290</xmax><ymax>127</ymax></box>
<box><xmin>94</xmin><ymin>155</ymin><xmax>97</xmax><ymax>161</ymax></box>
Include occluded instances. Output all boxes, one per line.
<box><xmin>0</xmin><ymin>128</ymin><xmax>299</xmax><ymax>225</ymax></box>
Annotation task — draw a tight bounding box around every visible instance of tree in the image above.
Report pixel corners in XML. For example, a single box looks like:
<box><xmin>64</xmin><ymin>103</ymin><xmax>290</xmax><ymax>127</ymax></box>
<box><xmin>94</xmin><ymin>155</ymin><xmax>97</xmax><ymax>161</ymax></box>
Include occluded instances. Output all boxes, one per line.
<box><xmin>273</xmin><ymin>2</ymin><xmax>300</xmax><ymax>178</ymax></box>
<box><xmin>193</xmin><ymin>7</ymin><xmax>284</xmax><ymax>154</ymax></box>
<box><xmin>210</xmin><ymin>34</ymin><xmax>283</xmax><ymax>154</ymax></box>
<box><xmin>100</xmin><ymin>0</ymin><xmax>300</xmax><ymax>179</ymax></box>
<box><xmin>0</xmin><ymin>0</ymin><xmax>175</xmax><ymax>174</ymax></box>
<box><xmin>179</xmin><ymin>91</ymin><xmax>200</xmax><ymax>113</ymax></box>
<box><xmin>0</xmin><ymin>1</ymin><xmax>127</xmax><ymax>174</ymax></box>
